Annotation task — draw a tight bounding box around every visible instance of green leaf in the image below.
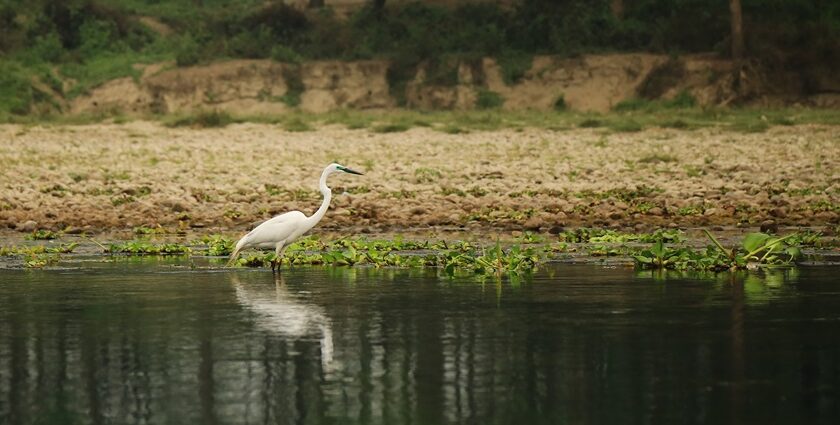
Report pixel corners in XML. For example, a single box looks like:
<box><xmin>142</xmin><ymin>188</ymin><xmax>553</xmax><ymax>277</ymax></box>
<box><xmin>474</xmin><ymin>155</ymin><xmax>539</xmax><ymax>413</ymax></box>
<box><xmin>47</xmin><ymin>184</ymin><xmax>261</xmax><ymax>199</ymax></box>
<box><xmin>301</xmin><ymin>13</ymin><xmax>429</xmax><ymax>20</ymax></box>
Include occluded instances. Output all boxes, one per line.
<box><xmin>785</xmin><ymin>246</ymin><xmax>803</xmax><ymax>260</ymax></box>
<box><xmin>633</xmin><ymin>255</ymin><xmax>653</xmax><ymax>264</ymax></box>
<box><xmin>650</xmin><ymin>239</ymin><xmax>665</xmax><ymax>258</ymax></box>
<box><xmin>743</xmin><ymin>233</ymin><xmax>771</xmax><ymax>252</ymax></box>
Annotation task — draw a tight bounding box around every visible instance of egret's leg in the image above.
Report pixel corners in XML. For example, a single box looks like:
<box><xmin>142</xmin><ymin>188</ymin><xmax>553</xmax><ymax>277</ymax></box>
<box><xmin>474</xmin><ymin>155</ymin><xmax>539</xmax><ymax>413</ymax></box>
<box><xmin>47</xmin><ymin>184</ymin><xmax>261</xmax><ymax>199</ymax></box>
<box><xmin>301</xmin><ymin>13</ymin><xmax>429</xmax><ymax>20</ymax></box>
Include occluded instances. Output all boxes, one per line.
<box><xmin>279</xmin><ymin>245</ymin><xmax>289</xmax><ymax>268</ymax></box>
<box><xmin>272</xmin><ymin>242</ymin><xmax>285</xmax><ymax>273</ymax></box>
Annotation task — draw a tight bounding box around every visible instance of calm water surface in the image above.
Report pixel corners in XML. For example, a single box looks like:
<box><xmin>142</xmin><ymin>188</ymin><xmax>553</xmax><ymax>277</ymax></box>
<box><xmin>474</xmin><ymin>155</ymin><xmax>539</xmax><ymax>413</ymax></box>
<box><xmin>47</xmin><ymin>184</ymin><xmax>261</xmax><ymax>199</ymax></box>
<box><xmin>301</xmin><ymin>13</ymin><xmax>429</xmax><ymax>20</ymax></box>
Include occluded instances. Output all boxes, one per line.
<box><xmin>0</xmin><ymin>262</ymin><xmax>838</xmax><ymax>425</ymax></box>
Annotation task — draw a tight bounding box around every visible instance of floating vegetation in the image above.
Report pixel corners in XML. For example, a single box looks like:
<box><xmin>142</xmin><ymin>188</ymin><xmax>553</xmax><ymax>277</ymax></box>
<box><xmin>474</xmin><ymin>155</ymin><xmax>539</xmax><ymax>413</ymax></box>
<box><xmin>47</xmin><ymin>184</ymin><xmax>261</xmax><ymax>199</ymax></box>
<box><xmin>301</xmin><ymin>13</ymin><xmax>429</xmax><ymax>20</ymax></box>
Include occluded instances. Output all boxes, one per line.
<box><xmin>633</xmin><ymin>231</ymin><xmax>806</xmax><ymax>271</ymax></box>
<box><xmin>25</xmin><ymin>230</ymin><xmax>60</xmax><ymax>240</ymax></box>
<box><xmin>560</xmin><ymin>228</ymin><xmax>684</xmax><ymax>244</ymax></box>
<box><xmin>133</xmin><ymin>225</ymin><xmax>166</xmax><ymax>235</ymax></box>
<box><xmin>232</xmin><ymin>239</ymin><xmax>540</xmax><ymax>277</ymax></box>
<box><xmin>515</xmin><ymin>231</ymin><xmax>545</xmax><ymax>244</ymax></box>
<box><xmin>107</xmin><ymin>241</ymin><xmax>192</xmax><ymax>255</ymax></box>
<box><xmin>2</xmin><ymin>229</ymin><xmax>826</xmax><ymax>274</ymax></box>
<box><xmin>0</xmin><ymin>243</ymin><xmax>78</xmax><ymax>268</ymax></box>
<box><xmin>199</xmin><ymin>235</ymin><xmax>235</xmax><ymax>256</ymax></box>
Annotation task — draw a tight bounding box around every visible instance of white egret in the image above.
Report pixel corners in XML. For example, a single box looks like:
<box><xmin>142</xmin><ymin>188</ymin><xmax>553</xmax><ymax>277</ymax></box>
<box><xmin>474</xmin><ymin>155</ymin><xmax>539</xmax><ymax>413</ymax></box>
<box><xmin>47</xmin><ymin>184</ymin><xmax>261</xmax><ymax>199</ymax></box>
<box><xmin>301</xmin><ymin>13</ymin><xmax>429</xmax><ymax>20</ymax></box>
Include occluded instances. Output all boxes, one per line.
<box><xmin>228</xmin><ymin>163</ymin><xmax>363</xmax><ymax>269</ymax></box>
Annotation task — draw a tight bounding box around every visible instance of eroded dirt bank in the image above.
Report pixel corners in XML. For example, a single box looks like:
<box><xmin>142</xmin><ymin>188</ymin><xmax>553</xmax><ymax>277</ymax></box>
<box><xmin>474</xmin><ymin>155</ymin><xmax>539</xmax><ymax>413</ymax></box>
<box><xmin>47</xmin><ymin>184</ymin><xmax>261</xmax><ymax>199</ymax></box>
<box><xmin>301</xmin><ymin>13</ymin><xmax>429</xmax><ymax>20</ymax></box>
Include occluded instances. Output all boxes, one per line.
<box><xmin>0</xmin><ymin>123</ymin><xmax>837</xmax><ymax>235</ymax></box>
<box><xmin>67</xmin><ymin>54</ymin><xmax>840</xmax><ymax>116</ymax></box>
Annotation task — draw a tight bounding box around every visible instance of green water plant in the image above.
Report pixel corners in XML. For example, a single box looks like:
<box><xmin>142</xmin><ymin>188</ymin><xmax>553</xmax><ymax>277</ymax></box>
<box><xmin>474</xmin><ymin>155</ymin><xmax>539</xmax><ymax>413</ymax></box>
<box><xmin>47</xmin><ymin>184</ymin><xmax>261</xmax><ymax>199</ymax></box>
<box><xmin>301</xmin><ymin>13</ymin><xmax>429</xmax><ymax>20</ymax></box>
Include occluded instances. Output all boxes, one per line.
<box><xmin>133</xmin><ymin>225</ymin><xmax>166</xmax><ymax>235</ymax></box>
<box><xmin>634</xmin><ymin>231</ymin><xmax>805</xmax><ymax>271</ymax></box>
<box><xmin>0</xmin><ymin>242</ymin><xmax>77</xmax><ymax>268</ymax></box>
<box><xmin>25</xmin><ymin>229</ymin><xmax>60</xmax><ymax>240</ymax></box>
<box><xmin>231</xmin><ymin>237</ymin><xmax>539</xmax><ymax>278</ymax></box>
<box><xmin>471</xmin><ymin>243</ymin><xmax>540</xmax><ymax>277</ymax></box>
<box><xmin>561</xmin><ymin>228</ymin><xmax>683</xmax><ymax>244</ymax></box>
<box><xmin>704</xmin><ymin>230</ymin><xmax>802</xmax><ymax>269</ymax></box>
<box><xmin>23</xmin><ymin>253</ymin><xmax>59</xmax><ymax>268</ymax></box>
<box><xmin>199</xmin><ymin>235</ymin><xmax>235</xmax><ymax>256</ymax></box>
<box><xmin>107</xmin><ymin>241</ymin><xmax>191</xmax><ymax>255</ymax></box>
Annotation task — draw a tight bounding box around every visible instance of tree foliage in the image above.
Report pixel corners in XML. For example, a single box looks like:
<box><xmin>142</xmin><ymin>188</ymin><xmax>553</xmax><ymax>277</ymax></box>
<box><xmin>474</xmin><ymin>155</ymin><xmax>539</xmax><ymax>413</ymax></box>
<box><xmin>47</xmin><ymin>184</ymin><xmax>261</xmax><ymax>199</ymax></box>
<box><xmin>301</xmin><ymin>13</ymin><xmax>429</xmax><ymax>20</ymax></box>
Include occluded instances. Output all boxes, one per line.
<box><xmin>0</xmin><ymin>0</ymin><xmax>837</xmax><ymax>115</ymax></box>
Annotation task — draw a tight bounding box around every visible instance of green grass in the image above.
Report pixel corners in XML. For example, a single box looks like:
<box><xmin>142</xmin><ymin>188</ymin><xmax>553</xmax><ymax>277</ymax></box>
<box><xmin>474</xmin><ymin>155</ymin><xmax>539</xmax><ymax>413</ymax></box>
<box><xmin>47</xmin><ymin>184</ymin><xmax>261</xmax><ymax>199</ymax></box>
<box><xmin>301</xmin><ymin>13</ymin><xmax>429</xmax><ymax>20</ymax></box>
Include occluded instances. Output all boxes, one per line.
<box><xmin>59</xmin><ymin>53</ymin><xmax>146</xmax><ymax>99</ymax></box>
<box><xmin>728</xmin><ymin>120</ymin><xmax>770</xmax><ymax>133</ymax></box>
<box><xmin>4</xmin><ymin>105</ymin><xmax>839</xmax><ymax>135</ymax></box>
<box><xmin>372</xmin><ymin>123</ymin><xmax>411</xmax><ymax>133</ymax></box>
<box><xmin>165</xmin><ymin>110</ymin><xmax>236</xmax><ymax>128</ymax></box>
<box><xmin>282</xmin><ymin>118</ymin><xmax>312</xmax><ymax>132</ymax></box>
<box><xmin>608</xmin><ymin>118</ymin><xmax>643</xmax><ymax>133</ymax></box>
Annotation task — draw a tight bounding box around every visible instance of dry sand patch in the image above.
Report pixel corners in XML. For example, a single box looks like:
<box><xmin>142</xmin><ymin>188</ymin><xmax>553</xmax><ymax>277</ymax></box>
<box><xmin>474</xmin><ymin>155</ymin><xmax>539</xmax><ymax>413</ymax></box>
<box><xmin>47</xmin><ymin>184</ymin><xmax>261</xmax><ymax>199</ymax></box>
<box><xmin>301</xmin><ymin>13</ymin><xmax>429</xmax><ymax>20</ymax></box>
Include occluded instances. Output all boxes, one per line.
<box><xmin>0</xmin><ymin>123</ymin><xmax>837</xmax><ymax>235</ymax></box>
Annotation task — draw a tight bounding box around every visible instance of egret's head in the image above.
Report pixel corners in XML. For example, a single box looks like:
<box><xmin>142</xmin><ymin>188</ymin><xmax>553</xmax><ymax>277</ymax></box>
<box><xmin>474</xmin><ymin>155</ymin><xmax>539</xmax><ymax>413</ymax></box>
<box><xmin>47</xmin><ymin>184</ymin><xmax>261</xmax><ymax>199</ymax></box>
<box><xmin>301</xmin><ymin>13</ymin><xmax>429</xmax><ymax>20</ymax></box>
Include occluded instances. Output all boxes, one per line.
<box><xmin>330</xmin><ymin>163</ymin><xmax>363</xmax><ymax>175</ymax></box>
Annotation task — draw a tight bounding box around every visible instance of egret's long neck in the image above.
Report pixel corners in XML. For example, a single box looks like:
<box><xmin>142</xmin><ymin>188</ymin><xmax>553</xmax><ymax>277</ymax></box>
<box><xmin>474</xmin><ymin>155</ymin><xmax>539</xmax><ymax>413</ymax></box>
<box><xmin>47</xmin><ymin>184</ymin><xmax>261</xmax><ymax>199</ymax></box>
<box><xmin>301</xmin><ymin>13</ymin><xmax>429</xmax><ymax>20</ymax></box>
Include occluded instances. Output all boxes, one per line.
<box><xmin>306</xmin><ymin>168</ymin><xmax>332</xmax><ymax>228</ymax></box>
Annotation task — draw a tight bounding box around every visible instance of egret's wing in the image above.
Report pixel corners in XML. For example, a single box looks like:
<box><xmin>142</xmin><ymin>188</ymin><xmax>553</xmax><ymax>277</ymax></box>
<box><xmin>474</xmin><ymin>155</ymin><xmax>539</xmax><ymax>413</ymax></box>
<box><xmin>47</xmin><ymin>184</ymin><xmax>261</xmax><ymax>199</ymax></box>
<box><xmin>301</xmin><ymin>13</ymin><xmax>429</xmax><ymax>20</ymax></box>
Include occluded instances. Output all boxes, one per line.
<box><xmin>242</xmin><ymin>211</ymin><xmax>307</xmax><ymax>247</ymax></box>
<box><xmin>261</xmin><ymin>211</ymin><xmax>306</xmax><ymax>226</ymax></box>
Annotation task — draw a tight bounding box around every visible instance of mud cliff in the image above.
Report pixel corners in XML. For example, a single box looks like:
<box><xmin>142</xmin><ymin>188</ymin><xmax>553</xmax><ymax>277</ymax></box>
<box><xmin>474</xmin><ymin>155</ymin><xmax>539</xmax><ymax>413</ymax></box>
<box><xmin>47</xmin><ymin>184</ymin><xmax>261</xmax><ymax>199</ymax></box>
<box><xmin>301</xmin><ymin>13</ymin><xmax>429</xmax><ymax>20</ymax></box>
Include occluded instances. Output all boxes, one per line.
<box><xmin>70</xmin><ymin>53</ymin><xmax>840</xmax><ymax>116</ymax></box>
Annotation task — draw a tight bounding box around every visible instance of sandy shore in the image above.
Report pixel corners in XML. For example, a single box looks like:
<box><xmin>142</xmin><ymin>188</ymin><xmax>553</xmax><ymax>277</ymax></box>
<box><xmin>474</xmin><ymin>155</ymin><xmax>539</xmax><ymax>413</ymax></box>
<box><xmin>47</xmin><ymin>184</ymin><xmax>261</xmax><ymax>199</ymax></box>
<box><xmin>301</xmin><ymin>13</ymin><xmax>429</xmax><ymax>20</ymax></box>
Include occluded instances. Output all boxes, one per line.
<box><xmin>0</xmin><ymin>122</ymin><xmax>837</xmax><ymax>236</ymax></box>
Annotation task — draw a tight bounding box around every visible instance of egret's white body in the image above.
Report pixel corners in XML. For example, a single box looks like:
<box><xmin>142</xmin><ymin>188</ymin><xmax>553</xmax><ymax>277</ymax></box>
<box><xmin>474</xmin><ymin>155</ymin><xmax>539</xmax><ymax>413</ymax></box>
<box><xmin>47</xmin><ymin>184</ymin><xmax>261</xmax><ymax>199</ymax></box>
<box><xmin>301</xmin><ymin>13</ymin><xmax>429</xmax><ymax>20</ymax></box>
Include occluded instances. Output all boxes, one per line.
<box><xmin>228</xmin><ymin>163</ymin><xmax>362</xmax><ymax>268</ymax></box>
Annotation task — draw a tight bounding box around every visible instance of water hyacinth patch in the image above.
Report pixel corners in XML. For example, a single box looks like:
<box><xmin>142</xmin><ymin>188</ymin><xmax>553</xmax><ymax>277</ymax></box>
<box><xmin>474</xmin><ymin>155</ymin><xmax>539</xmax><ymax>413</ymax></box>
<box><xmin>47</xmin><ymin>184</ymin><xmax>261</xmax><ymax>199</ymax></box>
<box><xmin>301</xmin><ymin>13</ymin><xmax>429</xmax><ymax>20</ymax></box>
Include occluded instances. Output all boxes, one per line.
<box><xmin>633</xmin><ymin>231</ymin><xmax>806</xmax><ymax>271</ymax></box>
<box><xmin>107</xmin><ymin>241</ymin><xmax>191</xmax><ymax>255</ymax></box>
<box><xmin>231</xmin><ymin>239</ymin><xmax>541</xmax><ymax>278</ymax></box>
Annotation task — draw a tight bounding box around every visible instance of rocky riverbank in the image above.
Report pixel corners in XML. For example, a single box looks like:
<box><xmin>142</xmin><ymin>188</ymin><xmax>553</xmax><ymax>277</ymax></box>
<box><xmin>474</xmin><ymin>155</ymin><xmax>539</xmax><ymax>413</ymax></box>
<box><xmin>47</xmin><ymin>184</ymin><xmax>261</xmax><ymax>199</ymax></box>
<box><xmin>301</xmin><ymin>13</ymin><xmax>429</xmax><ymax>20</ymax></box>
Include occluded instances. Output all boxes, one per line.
<box><xmin>1</xmin><ymin>121</ymin><xmax>837</xmax><ymax>236</ymax></box>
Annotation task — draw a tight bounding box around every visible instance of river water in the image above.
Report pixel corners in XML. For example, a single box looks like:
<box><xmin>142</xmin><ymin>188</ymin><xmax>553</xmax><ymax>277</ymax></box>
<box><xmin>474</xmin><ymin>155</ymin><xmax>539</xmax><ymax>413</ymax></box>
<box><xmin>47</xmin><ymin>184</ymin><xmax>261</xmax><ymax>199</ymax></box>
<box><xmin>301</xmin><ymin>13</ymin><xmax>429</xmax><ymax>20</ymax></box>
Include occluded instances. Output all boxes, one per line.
<box><xmin>0</xmin><ymin>261</ymin><xmax>838</xmax><ymax>424</ymax></box>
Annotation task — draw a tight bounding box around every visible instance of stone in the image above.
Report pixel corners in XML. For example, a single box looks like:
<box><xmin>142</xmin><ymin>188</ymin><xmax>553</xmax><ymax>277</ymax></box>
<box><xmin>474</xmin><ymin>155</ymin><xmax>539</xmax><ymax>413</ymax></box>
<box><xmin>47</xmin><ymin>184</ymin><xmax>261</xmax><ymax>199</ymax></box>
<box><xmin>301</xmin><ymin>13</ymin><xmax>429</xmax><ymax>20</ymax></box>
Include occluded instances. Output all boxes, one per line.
<box><xmin>523</xmin><ymin>217</ymin><xmax>543</xmax><ymax>230</ymax></box>
<box><xmin>769</xmin><ymin>207</ymin><xmax>788</xmax><ymax>218</ymax></box>
<box><xmin>760</xmin><ymin>220</ymin><xmax>778</xmax><ymax>234</ymax></box>
<box><xmin>18</xmin><ymin>220</ymin><xmax>37</xmax><ymax>232</ymax></box>
<box><xmin>161</xmin><ymin>199</ymin><xmax>189</xmax><ymax>212</ymax></box>
<box><xmin>548</xmin><ymin>225</ymin><xmax>564</xmax><ymax>235</ymax></box>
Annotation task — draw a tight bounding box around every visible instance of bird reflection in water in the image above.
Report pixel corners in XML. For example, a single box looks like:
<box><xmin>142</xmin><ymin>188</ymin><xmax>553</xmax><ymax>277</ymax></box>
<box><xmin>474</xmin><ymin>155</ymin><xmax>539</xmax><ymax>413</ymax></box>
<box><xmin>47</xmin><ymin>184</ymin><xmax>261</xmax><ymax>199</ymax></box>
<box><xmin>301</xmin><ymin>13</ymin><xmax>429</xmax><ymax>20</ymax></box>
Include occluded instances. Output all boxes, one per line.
<box><xmin>230</xmin><ymin>273</ymin><xmax>334</xmax><ymax>370</ymax></box>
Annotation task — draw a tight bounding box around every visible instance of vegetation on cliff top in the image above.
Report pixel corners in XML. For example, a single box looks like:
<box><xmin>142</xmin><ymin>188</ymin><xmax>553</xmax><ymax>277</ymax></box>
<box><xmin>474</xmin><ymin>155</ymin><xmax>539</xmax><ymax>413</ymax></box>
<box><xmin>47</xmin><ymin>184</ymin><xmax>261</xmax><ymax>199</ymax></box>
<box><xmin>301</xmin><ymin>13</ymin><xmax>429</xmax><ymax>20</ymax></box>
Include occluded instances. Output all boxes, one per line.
<box><xmin>1</xmin><ymin>0</ymin><xmax>838</xmax><ymax>117</ymax></box>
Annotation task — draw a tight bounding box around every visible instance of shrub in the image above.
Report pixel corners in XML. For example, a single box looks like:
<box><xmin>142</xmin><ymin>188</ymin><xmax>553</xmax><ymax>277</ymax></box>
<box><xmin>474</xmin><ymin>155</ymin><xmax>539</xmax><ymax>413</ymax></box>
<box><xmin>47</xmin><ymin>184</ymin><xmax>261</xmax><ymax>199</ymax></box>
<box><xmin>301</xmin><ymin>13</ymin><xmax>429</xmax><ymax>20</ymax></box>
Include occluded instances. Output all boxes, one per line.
<box><xmin>373</xmin><ymin>123</ymin><xmax>410</xmax><ymax>133</ymax></box>
<box><xmin>167</xmin><ymin>110</ymin><xmax>235</xmax><ymax>128</ymax></box>
<box><xmin>280</xmin><ymin>66</ymin><xmax>305</xmax><ymax>107</ymax></box>
<box><xmin>78</xmin><ymin>19</ymin><xmax>119</xmax><ymax>57</ymax></box>
<box><xmin>553</xmin><ymin>94</ymin><xmax>567</xmax><ymax>111</ymax></box>
<box><xmin>476</xmin><ymin>89</ymin><xmax>504</xmax><ymax>109</ymax></box>
<box><xmin>496</xmin><ymin>50</ymin><xmax>532</xmax><ymax>85</ymax></box>
<box><xmin>175</xmin><ymin>35</ymin><xmax>201</xmax><ymax>67</ymax></box>
<box><xmin>270</xmin><ymin>45</ymin><xmax>302</xmax><ymax>64</ymax></box>
<box><xmin>0</xmin><ymin>61</ymin><xmax>32</xmax><ymax>115</ymax></box>
<box><xmin>28</xmin><ymin>33</ymin><xmax>64</xmax><ymax>63</ymax></box>
<box><xmin>242</xmin><ymin>2</ymin><xmax>310</xmax><ymax>42</ymax></box>
<box><xmin>609</xmin><ymin>119</ymin><xmax>644</xmax><ymax>132</ymax></box>
<box><xmin>663</xmin><ymin>90</ymin><xmax>696</xmax><ymax>108</ymax></box>
<box><xmin>227</xmin><ymin>26</ymin><xmax>275</xmax><ymax>59</ymax></box>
